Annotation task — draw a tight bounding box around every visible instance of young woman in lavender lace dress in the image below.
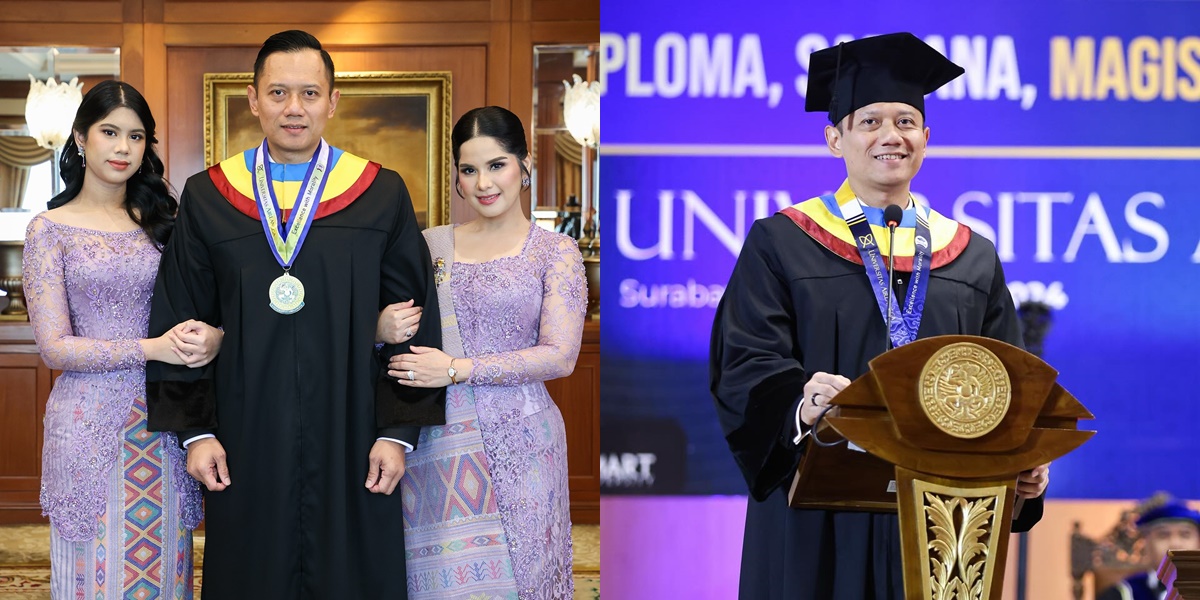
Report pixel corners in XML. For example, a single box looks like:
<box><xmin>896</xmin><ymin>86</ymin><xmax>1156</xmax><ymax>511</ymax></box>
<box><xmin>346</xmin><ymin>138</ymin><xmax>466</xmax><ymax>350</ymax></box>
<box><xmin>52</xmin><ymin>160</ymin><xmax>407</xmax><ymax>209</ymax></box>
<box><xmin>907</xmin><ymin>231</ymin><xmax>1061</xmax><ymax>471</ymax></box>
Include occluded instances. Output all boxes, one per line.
<box><xmin>22</xmin><ymin>81</ymin><xmax>222</xmax><ymax>599</ymax></box>
<box><xmin>390</xmin><ymin>106</ymin><xmax>586</xmax><ymax>599</ymax></box>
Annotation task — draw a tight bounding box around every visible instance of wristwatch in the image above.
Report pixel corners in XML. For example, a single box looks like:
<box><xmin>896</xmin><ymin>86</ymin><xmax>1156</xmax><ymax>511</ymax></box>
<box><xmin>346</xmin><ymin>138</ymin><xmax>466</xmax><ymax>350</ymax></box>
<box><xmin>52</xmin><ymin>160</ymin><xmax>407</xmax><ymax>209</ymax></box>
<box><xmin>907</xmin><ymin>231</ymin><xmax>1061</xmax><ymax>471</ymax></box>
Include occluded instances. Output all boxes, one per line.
<box><xmin>447</xmin><ymin>358</ymin><xmax>459</xmax><ymax>384</ymax></box>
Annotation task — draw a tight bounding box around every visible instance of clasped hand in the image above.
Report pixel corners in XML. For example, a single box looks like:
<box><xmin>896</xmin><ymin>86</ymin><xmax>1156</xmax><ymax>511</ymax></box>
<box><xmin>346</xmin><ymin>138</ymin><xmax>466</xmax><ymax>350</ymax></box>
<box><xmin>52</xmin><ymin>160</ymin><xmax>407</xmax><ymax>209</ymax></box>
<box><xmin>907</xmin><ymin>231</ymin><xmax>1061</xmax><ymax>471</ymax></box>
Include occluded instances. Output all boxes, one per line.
<box><xmin>162</xmin><ymin>320</ymin><xmax>222</xmax><ymax>367</ymax></box>
<box><xmin>388</xmin><ymin>346</ymin><xmax>454</xmax><ymax>388</ymax></box>
<box><xmin>376</xmin><ymin>300</ymin><xmax>423</xmax><ymax>344</ymax></box>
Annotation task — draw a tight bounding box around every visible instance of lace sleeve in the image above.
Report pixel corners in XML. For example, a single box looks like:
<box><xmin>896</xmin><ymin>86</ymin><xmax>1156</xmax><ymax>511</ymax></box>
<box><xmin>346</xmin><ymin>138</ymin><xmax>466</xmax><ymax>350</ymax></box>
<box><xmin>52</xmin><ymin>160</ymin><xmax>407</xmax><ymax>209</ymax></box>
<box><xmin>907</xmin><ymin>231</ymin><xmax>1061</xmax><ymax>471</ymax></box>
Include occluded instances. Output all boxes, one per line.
<box><xmin>22</xmin><ymin>217</ymin><xmax>144</xmax><ymax>372</ymax></box>
<box><xmin>468</xmin><ymin>235</ymin><xmax>587</xmax><ymax>386</ymax></box>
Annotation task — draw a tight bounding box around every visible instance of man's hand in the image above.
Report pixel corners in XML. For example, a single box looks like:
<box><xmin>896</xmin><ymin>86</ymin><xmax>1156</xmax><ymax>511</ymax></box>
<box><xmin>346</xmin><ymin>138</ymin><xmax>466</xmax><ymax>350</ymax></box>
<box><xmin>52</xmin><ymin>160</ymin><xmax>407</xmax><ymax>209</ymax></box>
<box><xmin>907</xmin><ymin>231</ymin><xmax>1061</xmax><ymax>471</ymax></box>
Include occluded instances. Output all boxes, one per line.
<box><xmin>799</xmin><ymin>372</ymin><xmax>852</xmax><ymax>426</ymax></box>
<box><xmin>375</xmin><ymin>300</ymin><xmax>422</xmax><ymax>345</ymax></box>
<box><xmin>187</xmin><ymin>438</ymin><xmax>231</xmax><ymax>491</ymax></box>
<box><xmin>365</xmin><ymin>439</ymin><xmax>407</xmax><ymax>495</ymax></box>
<box><xmin>1016</xmin><ymin>463</ymin><xmax>1050</xmax><ymax>499</ymax></box>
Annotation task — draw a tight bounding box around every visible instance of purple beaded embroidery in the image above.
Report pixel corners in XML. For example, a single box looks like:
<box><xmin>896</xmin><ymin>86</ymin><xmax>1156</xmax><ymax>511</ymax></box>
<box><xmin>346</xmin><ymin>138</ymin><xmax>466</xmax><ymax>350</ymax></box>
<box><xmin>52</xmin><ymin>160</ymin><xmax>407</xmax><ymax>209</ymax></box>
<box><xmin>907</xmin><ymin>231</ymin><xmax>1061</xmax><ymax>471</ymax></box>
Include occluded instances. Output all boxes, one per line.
<box><xmin>452</xmin><ymin>224</ymin><xmax>586</xmax><ymax>598</ymax></box>
<box><xmin>23</xmin><ymin>215</ymin><xmax>201</xmax><ymax>541</ymax></box>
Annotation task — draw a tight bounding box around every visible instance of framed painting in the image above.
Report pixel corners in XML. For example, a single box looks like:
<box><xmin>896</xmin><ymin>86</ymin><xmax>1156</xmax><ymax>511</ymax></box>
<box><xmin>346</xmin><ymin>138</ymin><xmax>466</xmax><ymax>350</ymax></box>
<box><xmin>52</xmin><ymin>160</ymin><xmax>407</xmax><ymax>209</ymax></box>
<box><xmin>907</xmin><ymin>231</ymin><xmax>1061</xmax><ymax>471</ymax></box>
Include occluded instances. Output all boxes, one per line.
<box><xmin>203</xmin><ymin>71</ymin><xmax>452</xmax><ymax>228</ymax></box>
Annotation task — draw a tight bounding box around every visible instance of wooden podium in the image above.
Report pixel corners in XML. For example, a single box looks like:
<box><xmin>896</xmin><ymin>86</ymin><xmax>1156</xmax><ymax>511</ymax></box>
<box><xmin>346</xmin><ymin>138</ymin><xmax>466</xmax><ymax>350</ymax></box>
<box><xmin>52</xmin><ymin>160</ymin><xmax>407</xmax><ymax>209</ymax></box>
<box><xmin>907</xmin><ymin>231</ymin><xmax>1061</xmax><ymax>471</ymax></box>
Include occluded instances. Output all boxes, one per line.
<box><xmin>788</xmin><ymin>335</ymin><xmax>1094</xmax><ymax>599</ymax></box>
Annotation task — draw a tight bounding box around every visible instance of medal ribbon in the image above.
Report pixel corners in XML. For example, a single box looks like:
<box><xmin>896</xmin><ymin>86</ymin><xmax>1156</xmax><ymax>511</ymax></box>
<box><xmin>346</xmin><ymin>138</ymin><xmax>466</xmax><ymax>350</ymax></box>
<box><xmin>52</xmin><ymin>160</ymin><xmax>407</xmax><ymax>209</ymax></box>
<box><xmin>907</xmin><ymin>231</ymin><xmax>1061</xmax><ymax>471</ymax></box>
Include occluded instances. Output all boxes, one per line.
<box><xmin>831</xmin><ymin>195</ymin><xmax>931</xmax><ymax>348</ymax></box>
<box><xmin>252</xmin><ymin>138</ymin><xmax>332</xmax><ymax>270</ymax></box>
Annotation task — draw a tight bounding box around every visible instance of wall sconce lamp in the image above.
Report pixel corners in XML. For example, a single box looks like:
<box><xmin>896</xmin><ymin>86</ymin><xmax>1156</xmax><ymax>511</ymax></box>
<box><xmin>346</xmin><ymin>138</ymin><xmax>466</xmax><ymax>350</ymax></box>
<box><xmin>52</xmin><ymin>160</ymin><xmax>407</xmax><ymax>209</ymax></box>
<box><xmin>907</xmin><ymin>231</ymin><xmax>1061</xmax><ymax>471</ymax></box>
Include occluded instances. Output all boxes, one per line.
<box><xmin>26</xmin><ymin>75</ymin><xmax>83</xmax><ymax>196</ymax></box>
<box><xmin>562</xmin><ymin>74</ymin><xmax>602</xmax><ymax>319</ymax></box>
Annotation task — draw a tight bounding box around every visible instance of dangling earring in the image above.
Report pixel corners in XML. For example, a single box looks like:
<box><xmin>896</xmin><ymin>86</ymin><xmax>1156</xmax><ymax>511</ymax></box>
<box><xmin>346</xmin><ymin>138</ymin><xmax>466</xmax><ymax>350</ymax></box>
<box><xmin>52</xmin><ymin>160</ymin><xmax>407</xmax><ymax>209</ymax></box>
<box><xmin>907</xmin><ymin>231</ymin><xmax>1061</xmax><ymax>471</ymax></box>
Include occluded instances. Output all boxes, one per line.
<box><xmin>77</xmin><ymin>146</ymin><xmax>85</xmax><ymax>167</ymax></box>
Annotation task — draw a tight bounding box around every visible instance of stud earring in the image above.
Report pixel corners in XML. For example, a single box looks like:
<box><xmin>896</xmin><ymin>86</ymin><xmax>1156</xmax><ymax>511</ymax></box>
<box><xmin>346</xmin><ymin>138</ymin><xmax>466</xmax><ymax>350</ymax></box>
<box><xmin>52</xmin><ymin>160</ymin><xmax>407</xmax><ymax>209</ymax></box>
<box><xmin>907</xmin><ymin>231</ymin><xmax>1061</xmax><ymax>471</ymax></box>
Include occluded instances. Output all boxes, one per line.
<box><xmin>521</xmin><ymin>177</ymin><xmax>530</xmax><ymax>188</ymax></box>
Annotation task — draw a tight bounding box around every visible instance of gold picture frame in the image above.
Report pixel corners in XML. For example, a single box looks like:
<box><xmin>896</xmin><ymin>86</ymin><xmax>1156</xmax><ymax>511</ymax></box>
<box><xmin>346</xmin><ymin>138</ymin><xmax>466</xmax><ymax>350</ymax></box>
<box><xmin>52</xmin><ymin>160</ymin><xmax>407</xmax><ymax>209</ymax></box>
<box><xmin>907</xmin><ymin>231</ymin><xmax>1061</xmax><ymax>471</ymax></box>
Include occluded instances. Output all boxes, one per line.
<box><xmin>203</xmin><ymin>71</ymin><xmax>452</xmax><ymax>228</ymax></box>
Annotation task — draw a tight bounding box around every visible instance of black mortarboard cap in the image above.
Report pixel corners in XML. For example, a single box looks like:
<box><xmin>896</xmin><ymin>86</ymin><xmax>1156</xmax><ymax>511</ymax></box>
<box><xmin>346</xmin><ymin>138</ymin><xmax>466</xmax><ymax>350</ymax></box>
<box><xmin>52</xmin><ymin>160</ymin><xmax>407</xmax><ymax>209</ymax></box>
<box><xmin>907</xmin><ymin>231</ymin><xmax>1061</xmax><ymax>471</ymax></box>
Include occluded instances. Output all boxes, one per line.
<box><xmin>805</xmin><ymin>32</ymin><xmax>965</xmax><ymax>124</ymax></box>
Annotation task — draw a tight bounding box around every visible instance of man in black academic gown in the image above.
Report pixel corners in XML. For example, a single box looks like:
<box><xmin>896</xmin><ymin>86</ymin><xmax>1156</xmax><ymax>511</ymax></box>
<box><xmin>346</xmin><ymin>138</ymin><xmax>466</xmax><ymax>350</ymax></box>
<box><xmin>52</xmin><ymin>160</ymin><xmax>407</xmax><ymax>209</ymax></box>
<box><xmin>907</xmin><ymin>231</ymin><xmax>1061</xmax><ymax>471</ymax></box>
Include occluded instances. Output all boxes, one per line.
<box><xmin>146</xmin><ymin>30</ymin><xmax>445</xmax><ymax>599</ymax></box>
<box><xmin>709</xmin><ymin>32</ymin><xmax>1051</xmax><ymax>599</ymax></box>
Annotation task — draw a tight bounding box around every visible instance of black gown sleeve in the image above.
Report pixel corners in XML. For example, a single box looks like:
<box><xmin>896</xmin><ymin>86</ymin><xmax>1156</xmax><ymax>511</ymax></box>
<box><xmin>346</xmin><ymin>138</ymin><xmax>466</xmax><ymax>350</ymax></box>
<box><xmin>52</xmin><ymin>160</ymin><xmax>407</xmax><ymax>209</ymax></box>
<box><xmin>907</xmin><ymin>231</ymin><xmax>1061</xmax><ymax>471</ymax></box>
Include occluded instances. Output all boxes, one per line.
<box><xmin>981</xmin><ymin>251</ymin><xmax>1023</xmax><ymax>349</ymax></box>
<box><xmin>710</xmin><ymin>220</ymin><xmax>809</xmax><ymax>501</ymax></box>
<box><xmin>146</xmin><ymin>183</ymin><xmax>221</xmax><ymax>435</ymax></box>
<box><xmin>374</xmin><ymin>174</ymin><xmax>447</xmax><ymax>443</ymax></box>
<box><xmin>978</xmin><ymin>249</ymin><xmax>1048</xmax><ymax>532</ymax></box>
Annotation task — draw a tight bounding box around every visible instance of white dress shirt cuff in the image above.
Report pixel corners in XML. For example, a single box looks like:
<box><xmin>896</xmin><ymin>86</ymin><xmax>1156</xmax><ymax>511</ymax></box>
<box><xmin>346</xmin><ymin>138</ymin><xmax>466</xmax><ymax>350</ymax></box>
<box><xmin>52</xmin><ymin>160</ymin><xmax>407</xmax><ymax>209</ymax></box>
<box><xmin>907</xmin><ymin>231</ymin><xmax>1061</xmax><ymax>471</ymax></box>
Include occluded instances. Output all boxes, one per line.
<box><xmin>378</xmin><ymin>437</ymin><xmax>414</xmax><ymax>453</ymax></box>
<box><xmin>182</xmin><ymin>433</ymin><xmax>216</xmax><ymax>448</ymax></box>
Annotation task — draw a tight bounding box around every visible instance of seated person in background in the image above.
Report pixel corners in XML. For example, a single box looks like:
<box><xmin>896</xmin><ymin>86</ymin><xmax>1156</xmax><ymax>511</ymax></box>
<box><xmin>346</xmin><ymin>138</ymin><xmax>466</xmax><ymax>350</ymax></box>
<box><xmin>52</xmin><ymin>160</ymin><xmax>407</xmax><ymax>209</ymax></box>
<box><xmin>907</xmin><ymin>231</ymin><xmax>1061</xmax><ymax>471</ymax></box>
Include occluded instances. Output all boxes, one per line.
<box><xmin>1098</xmin><ymin>498</ymin><xmax>1200</xmax><ymax>600</ymax></box>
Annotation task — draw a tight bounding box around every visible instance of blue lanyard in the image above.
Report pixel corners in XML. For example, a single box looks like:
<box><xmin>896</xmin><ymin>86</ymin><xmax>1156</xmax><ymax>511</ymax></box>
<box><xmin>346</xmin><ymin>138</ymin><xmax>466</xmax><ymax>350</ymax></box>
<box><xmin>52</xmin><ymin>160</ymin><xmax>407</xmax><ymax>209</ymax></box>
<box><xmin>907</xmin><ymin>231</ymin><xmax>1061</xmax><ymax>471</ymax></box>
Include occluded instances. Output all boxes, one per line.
<box><xmin>829</xmin><ymin>195</ymin><xmax>932</xmax><ymax>348</ymax></box>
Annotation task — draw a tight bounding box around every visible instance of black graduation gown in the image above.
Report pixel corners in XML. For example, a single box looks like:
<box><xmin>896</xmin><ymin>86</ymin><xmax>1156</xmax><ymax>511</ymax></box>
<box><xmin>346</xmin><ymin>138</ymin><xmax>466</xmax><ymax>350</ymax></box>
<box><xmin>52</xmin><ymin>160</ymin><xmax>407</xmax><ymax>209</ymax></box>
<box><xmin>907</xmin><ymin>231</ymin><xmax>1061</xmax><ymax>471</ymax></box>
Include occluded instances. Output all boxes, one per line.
<box><xmin>709</xmin><ymin>212</ymin><xmax>1044</xmax><ymax>600</ymax></box>
<box><xmin>146</xmin><ymin>164</ymin><xmax>445</xmax><ymax>599</ymax></box>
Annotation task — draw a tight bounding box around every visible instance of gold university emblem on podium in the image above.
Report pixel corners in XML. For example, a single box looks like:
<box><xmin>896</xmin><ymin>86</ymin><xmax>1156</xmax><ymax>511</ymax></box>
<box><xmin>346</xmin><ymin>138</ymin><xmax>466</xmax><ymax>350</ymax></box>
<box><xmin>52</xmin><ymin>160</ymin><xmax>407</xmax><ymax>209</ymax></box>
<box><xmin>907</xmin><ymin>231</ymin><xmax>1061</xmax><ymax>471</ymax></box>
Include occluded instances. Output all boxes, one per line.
<box><xmin>918</xmin><ymin>342</ymin><xmax>1012</xmax><ymax>439</ymax></box>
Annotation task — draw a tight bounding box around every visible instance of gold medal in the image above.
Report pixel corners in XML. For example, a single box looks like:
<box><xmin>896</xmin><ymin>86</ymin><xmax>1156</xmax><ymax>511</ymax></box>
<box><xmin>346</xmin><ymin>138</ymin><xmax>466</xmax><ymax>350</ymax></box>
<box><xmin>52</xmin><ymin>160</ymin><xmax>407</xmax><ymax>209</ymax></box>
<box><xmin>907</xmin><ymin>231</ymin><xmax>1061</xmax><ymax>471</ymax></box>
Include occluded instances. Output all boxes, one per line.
<box><xmin>253</xmin><ymin>138</ymin><xmax>330</xmax><ymax>317</ymax></box>
<box><xmin>269</xmin><ymin>272</ymin><xmax>306</xmax><ymax>314</ymax></box>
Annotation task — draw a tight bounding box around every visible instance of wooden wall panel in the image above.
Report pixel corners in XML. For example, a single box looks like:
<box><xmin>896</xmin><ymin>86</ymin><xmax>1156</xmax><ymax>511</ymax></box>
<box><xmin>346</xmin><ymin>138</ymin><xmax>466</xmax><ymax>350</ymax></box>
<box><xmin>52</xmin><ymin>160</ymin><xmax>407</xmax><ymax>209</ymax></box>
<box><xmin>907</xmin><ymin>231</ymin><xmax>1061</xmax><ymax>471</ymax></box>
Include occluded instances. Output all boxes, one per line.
<box><xmin>163</xmin><ymin>46</ymin><xmax>256</xmax><ymax>181</ymax></box>
<box><xmin>514</xmin><ymin>0</ymin><xmax>599</xmax><ymax>22</ymax></box>
<box><xmin>0</xmin><ymin>23</ymin><xmax>124</xmax><ymax>46</ymax></box>
<box><xmin>123</xmin><ymin>0</ymin><xmax>143</xmax><ymax>24</ymax></box>
<box><xmin>510</xmin><ymin>21</ymin><xmax>534</xmax><ymax>140</ymax></box>
<box><xmin>163</xmin><ymin>1</ymin><xmax>490</xmax><ymax>23</ymax></box>
<box><xmin>530</xmin><ymin>0</ymin><xmax>600</xmax><ymax>22</ymax></box>
<box><xmin>0</xmin><ymin>327</ymin><xmax>51</xmax><ymax>525</ymax></box>
<box><xmin>547</xmin><ymin>322</ymin><xmax>599</xmax><ymax>523</ymax></box>
<box><xmin>529</xmin><ymin>20</ymin><xmax>601</xmax><ymax>42</ymax></box>
<box><xmin>160</xmin><ymin>22</ymin><xmax>491</xmax><ymax>47</ymax></box>
<box><xmin>143</xmin><ymin>0</ymin><xmax>163</xmax><ymax>22</ymax></box>
<box><xmin>0</xmin><ymin>356</ymin><xmax>40</xmax><ymax>477</ymax></box>
<box><xmin>140</xmin><ymin>23</ymin><xmax>167</xmax><ymax>134</ymax></box>
<box><xmin>0</xmin><ymin>1</ymin><xmax>123</xmax><ymax>22</ymax></box>
<box><xmin>489</xmin><ymin>0</ymin><xmax>511</xmax><ymax>22</ymax></box>
<box><xmin>121</xmin><ymin>23</ymin><xmax>146</xmax><ymax>92</ymax></box>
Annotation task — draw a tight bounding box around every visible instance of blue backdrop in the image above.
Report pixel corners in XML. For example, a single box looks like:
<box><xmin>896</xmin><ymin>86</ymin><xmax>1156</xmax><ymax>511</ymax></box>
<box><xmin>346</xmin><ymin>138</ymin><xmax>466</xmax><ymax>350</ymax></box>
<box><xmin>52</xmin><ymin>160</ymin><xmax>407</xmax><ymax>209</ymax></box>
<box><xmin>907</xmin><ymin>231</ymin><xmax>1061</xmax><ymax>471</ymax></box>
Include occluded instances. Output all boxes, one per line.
<box><xmin>599</xmin><ymin>0</ymin><xmax>1200</xmax><ymax>499</ymax></box>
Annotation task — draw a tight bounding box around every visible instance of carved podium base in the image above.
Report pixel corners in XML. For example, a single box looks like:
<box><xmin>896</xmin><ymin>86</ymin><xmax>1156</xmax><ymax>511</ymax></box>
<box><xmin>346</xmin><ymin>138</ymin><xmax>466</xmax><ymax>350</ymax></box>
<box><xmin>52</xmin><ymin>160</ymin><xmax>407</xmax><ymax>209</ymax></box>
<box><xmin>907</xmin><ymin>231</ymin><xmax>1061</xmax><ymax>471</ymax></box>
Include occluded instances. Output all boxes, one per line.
<box><xmin>787</xmin><ymin>335</ymin><xmax>1094</xmax><ymax>600</ymax></box>
<box><xmin>898</xmin><ymin>468</ymin><xmax>1016</xmax><ymax>600</ymax></box>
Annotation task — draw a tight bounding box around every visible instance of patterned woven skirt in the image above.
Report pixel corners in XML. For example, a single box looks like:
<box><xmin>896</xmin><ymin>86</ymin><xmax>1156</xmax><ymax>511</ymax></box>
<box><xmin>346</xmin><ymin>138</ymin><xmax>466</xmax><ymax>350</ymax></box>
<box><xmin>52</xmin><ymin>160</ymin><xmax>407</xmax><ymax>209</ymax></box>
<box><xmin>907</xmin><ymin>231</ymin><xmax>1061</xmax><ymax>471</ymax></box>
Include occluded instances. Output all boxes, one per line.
<box><xmin>403</xmin><ymin>384</ymin><xmax>516</xmax><ymax>599</ymax></box>
<box><xmin>402</xmin><ymin>383</ymin><xmax>573</xmax><ymax>599</ymax></box>
<box><xmin>49</xmin><ymin>396</ymin><xmax>193</xmax><ymax>599</ymax></box>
